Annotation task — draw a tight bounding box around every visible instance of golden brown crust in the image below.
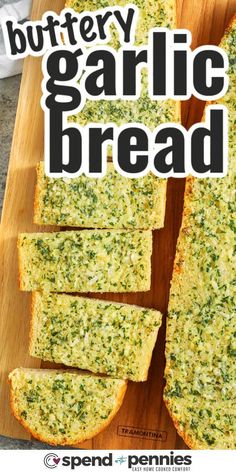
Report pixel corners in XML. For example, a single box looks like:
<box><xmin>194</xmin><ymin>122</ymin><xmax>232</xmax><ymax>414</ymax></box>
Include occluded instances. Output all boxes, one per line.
<box><xmin>9</xmin><ymin>372</ymin><xmax>127</xmax><ymax>446</ymax></box>
<box><xmin>224</xmin><ymin>13</ymin><xmax>236</xmax><ymax>35</ymax></box>
<box><xmin>169</xmin><ymin>176</ymin><xmax>194</xmax><ymax>277</ymax></box>
<box><xmin>17</xmin><ymin>235</ymin><xmax>24</xmax><ymax>291</ymax></box>
<box><xmin>163</xmin><ymin>398</ymin><xmax>204</xmax><ymax>450</ymax></box>
<box><xmin>173</xmin><ymin>0</ymin><xmax>181</xmax><ymax>127</ymax></box>
<box><xmin>33</xmin><ymin>163</ymin><xmax>41</xmax><ymax>225</ymax></box>
<box><xmin>29</xmin><ymin>292</ymin><xmax>37</xmax><ymax>355</ymax></box>
<box><xmin>173</xmin><ymin>0</ymin><xmax>181</xmax><ymax>124</ymax></box>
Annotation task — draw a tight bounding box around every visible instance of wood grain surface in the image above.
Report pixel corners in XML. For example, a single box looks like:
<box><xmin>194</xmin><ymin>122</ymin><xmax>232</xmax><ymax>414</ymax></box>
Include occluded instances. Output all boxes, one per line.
<box><xmin>0</xmin><ymin>0</ymin><xmax>235</xmax><ymax>449</ymax></box>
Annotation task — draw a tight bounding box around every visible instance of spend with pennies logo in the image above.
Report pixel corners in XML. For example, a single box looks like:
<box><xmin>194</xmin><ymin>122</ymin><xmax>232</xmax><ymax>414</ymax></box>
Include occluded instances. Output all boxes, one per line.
<box><xmin>44</xmin><ymin>453</ymin><xmax>61</xmax><ymax>469</ymax></box>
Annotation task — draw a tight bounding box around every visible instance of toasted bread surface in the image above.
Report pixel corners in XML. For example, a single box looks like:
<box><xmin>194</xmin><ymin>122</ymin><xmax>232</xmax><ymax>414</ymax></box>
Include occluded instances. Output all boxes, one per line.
<box><xmin>18</xmin><ymin>229</ymin><xmax>152</xmax><ymax>292</ymax></box>
<box><xmin>30</xmin><ymin>292</ymin><xmax>162</xmax><ymax>381</ymax></box>
<box><xmin>34</xmin><ymin>162</ymin><xmax>167</xmax><ymax>229</ymax></box>
<box><xmin>9</xmin><ymin>368</ymin><xmax>127</xmax><ymax>446</ymax></box>
<box><xmin>164</xmin><ymin>16</ymin><xmax>236</xmax><ymax>449</ymax></box>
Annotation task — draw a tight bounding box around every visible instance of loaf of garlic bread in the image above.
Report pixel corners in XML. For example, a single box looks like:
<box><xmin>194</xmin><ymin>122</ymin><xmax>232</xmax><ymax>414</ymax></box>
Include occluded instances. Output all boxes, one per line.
<box><xmin>164</xmin><ymin>17</ymin><xmax>236</xmax><ymax>449</ymax></box>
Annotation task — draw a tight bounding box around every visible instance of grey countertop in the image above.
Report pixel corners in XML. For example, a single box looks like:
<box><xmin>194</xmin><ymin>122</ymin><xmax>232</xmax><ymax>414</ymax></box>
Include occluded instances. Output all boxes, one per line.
<box><xmin>0</xmin><ymin>0</ymin><xmax>14</xmax><ymax>9</ymax></box>
<box><xmin>0</xmin><ymin>73</ymin><xmax>76</xmax><ymax>450</ymax></box>
<box><xmin>0</xmin><ymin>74</ymin><xmax>21</xmax><ymax>216</ymax></box>
<box><xmin>0</xmin><ymin>0</ymin><xmax>14</xmax><ymax>6</ymax></box>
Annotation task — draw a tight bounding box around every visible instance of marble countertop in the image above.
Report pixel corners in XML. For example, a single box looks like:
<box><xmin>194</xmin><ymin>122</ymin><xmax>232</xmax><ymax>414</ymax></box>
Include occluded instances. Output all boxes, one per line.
<box><xmin>0</xmin><ymin>74</ymin><xmax>21</xmax><ymax>216</ymax></box>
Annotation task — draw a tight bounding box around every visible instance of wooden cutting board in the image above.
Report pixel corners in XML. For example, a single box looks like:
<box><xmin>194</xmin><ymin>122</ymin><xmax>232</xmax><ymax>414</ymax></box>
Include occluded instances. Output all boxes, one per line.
<box><xmin>0</xmin><ymin>0</ymin><xmax>235</xmax><ymax>450</ymax></box>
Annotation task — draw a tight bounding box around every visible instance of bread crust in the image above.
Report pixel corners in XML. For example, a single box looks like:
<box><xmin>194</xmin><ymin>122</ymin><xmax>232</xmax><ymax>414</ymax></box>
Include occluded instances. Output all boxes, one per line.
<box><xmin>33</xmin><ymin>163</ymin><xmax>41</xmax><ymax>225</ymax></box>
<box><xmin>164</xmin><ymin>15</ymin><xmax>236</xmax><ymax>450</ymax></box>
<box><xmin>17</xmin><ymin>235</ymin><xmax>24</xmax><ymax>291</ymax></box>
<box><xmin>163</xmin><ymin>398</ymin><xmax>204</xmax><ymax>450</ymax></box>
<box><xmin>9</xmin><ymin>369</ymin><xmax>127</xmax><ymax>446</ymax></box>
<box><xmin>29</xmin><ymin>292</ymin><xmax>38</xmax><ymax>356</ymax></box>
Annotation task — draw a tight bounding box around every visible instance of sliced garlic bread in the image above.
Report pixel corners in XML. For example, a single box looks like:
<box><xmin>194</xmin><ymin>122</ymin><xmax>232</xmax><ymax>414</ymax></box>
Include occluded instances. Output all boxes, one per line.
<box><xmin>66</xmin><ymin>0</ymin><xmax>180</xmax><ymax>130</ymax></box>
<box><xmin>164</xmin><ymin>17</ymin><xmax>236</xmax><ymax>449</ymax></box>
<box><xmin>9</xmin><ymin>368</ymin><xmax>127</xmax><ymax>446</ymax></box>
<box><xmin>18</xmin><ymin>230</ymin><xmax>152</xmax><ymax>292</ymax></box>
<box><xmin>34</xmin><ymin>162</ymin><xmax>167</xmax><ymax>230</ymax></box>
<box><xmin>30</xmin><ymin>292</ymin><xmax>162</xmax><ymax>381</ymax></box>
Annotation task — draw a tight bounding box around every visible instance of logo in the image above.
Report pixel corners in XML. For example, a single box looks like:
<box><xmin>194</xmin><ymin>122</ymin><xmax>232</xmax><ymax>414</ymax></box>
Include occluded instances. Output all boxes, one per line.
<box><xmin>117</xmin><ymin>425</ymin><xmax>167</xmax><ymax>442</ymax></box>
<box><xmin>127</xmin><ymin>452</ymin><xmax>192</xmax><ymax>469</ymax></box>
<box><xmin>43</xmin><ymin>451</ymin><xmax>192</xmax><ymax>470</ymax></box>
<box><xmin>44</xmin><ymin>453</ymin><xmax>61</xmax><ymax>469</ymax></box>
<box><xmin>60</xmin><ymin>454</ymin><xmax>113</xmax><ymax>469</ymax></box>
<box><xmin>115</xmin><ymin>456</ymin><xmax>127</xmax><ymax>465</ymax></box>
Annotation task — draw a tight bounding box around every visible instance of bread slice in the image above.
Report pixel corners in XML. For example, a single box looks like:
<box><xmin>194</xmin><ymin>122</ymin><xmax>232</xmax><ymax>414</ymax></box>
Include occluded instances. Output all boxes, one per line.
<box><xmin>30</xmin><ymin>292</ymin><xmax>162</xmax><ymax>381</ymax></box>
<box><xmin>18</xmin><ymin>230</ymin><xmax>152</xmax><ymax>292</ymax></box>
<box><xmin>66</xmin><ymin>0</ymin><xmax>180</xmax><ymax>132</ymax></box>
<box><xmin>164</xmin><ymin>17</ymin><xmax>236</xmax><ymax>450</ymax></box>
<box><xmin>9</xmin><ymin>368</ymin><xmax>127</xmax><ymax>446</ymax></box>
<box><xmin>34</xmin><ymin>162</ymin><xmax>167</xmax><ymax>230</ymax></box>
